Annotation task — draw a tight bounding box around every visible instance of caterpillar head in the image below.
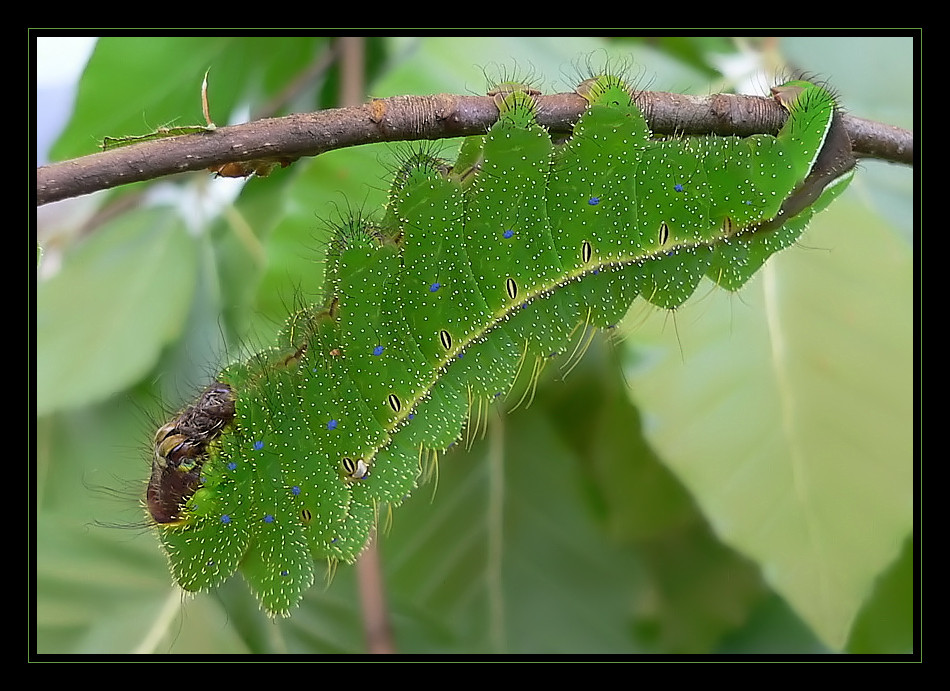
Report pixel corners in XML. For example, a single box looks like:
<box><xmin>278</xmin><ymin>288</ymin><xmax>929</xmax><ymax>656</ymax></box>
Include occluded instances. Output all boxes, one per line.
<box><xmin>146</xmin><ymin>383</ymin><xmax>236</xmax><ymax>524</ymax></box>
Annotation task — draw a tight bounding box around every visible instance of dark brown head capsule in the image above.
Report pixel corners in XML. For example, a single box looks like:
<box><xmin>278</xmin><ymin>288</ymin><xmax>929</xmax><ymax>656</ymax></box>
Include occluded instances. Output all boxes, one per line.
<box><xmin>146</xmin><ymin>382</ymin><xmax>236</xmax><ymax>524</ymax></box>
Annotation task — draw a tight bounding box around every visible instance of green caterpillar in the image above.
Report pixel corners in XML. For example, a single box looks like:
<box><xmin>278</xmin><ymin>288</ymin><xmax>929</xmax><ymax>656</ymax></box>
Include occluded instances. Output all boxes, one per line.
<box><xmin>148</xmin><ymin>74</ymin><xmax>855</xmax><ymax>617</ymax></box>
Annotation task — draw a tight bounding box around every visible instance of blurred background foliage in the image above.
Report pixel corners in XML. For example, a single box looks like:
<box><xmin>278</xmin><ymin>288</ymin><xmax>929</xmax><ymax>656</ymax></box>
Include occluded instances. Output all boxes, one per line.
<box><xmin>35</xmin><ymin>35</ymin><xmax>914</xmax><ymax>655</ymax></box>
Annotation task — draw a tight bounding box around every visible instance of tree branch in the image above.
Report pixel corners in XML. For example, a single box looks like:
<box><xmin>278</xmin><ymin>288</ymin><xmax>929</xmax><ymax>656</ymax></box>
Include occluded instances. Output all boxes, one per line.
<box><xmin>35</xmin><ymin>90</ymin><xmax>914</xmax><ymax>207</ymax></box>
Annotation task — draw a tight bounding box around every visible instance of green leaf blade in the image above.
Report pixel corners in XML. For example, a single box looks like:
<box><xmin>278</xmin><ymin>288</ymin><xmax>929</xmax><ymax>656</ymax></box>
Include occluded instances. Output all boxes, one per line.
<box><xmin>622</xmin><ymin>199</ymin><xmax>913</xmax><ymax>650</ymax></box>
<box><xmin>37</xmin><ymin>208</ymin><xmax>197</xmax><ymax>415</ymax></box>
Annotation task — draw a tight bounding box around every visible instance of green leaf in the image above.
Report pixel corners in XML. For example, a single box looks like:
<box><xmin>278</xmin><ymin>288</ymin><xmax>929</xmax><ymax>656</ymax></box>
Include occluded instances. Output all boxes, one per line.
<box><xmin>50</xmin><ymin>37</ymin><xmax>331</xmax><ymax>161</ymax></box>
<box><xmin>37</xmin><ymin>207</ymin><xmax>197</xmax><ymax>414</ymax></box>
<box><xmin>621</xmin><ymin>197</ymin><xmax>913</xmax><ymax>650</ymax></box>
